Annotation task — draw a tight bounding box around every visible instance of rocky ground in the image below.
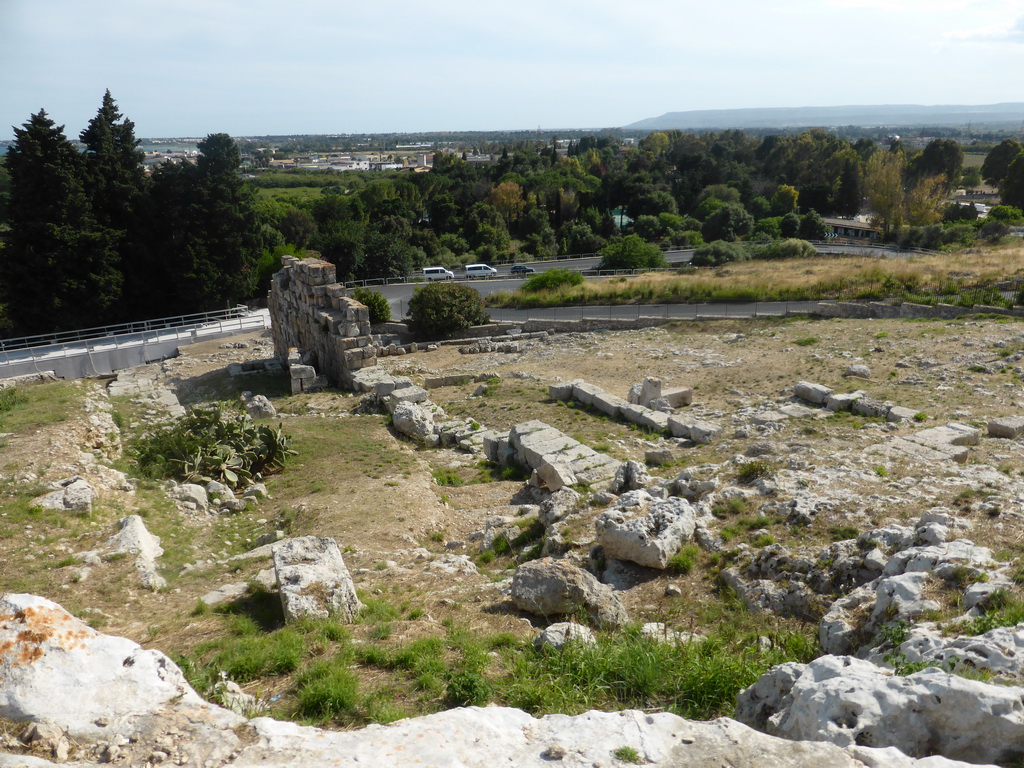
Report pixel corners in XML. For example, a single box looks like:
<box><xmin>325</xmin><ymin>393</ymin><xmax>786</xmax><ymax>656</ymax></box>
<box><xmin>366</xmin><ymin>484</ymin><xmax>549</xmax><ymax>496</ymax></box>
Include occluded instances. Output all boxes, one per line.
<box><xmin>4</xmin><ymin>313</ymin><xmax>1024</xmax><ymax>766</ymax></box>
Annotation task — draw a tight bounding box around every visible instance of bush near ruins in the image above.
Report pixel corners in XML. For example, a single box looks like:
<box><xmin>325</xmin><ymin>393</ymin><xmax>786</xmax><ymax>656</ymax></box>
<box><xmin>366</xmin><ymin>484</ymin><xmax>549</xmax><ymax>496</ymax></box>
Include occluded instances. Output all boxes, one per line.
<box><xmin>521</xmin><ymin>268</ymin><xmax>584</xmax><ymax>293</ymax></box>
<box><xmin>691</xmin><ymin>241</ymin><xmax>751</xmax><ymax>267</ymax></box>
<box><xmin>352</xmin><ymin>287</ymin><xmax>391</xmax><ymax>325</ymax></box>
<box><xmin>133</xmin><ymin>406</ymin><xmax>294</xmax><ymax>488</ymax></box>
<box><xmin>407</xmin><ymin>282</ymin><xmax>489</xmax><ymax>340</ymax></box>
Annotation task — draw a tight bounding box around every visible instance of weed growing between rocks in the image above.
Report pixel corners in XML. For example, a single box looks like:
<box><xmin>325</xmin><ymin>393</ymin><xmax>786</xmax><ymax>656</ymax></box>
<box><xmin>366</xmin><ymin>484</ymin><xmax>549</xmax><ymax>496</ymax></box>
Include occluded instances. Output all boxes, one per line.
<box><xmin>182</xmin><ymin>595</ymin><xmax>818</xmax><ymax>729</ymax></box>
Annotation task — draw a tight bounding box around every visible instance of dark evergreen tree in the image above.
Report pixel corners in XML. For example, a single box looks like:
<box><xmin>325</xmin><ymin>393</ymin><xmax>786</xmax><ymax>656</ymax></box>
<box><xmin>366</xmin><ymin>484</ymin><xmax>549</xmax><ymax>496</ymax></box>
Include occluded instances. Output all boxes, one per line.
<box><xmin>2</xmin><ymin>110</ymin><xmax>122</xmax><ymax>334</ymax></box>
<box><xmin>833</xmin><ymin>156</ymin><xmax>864</xmax><ymax>217</ymax></box>
<box><xmin>982</xmin><ymin>139</ymin><xmax>1023</xmax><ymax>186</ymax></box>
<box><xmin>190</xmin><ymin>133</ymin><xmax>262</xmax><ymax>306</ymax></box>
<box><xmin>79</xmin><ymin>90</ymin><xmax>149</xmax><ymax>320</ymax></box>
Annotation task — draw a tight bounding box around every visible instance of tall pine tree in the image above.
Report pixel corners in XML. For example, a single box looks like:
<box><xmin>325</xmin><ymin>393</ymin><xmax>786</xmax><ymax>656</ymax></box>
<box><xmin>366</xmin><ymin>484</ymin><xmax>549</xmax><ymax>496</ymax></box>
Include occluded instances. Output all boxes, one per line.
<box><xmin>79</xmin><ymin>90</ymin><xmax>150</xmax><ymax>320</ymax></box>
<box><xmin>2</xmin><ymin>110</ymin><xmax>122</xmax><ymax>334</ymax></box>
<box><xmin>149</xmin><ymin>133</ymin><xmax>261</xmax><ymax>313</ymax></box>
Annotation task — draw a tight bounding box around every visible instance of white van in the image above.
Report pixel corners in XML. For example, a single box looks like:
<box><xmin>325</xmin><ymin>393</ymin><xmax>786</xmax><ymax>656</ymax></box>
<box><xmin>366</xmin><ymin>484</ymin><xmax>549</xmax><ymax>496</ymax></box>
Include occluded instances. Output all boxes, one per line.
<box><xmin>465</xmin><ymin>263</ymin><xmax>498</xmax><ymax>279</ymax></box>
<box><xmin>422</xmin><ymin>267</ymin><xmax>454</xmax><ymax>281</ymax></box>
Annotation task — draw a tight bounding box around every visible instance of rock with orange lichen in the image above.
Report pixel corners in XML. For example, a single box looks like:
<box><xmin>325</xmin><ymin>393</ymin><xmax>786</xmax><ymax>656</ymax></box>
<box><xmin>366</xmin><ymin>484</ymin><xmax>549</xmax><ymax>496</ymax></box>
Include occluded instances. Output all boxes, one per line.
<box><xmin>0</xmin><ymin>594</ymin><xmax>241</xmax><ymax>743</ymax></box>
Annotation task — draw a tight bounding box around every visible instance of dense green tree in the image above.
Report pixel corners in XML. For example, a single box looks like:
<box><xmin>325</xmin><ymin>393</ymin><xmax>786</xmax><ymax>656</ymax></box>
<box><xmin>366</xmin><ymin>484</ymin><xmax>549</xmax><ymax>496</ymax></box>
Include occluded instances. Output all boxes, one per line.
<box><xmin>0</xmin><ymin>158</ymin><xmax>10</xmax><ymax>228</ymax></box>
<box><xmin>908</xmin><ymin>139</ymin><xmax>962</xmax><ymax>187</ymax></box>
<box><xmin>279</xmin><ymin>207</ymin><xmax>318</xmax><ymax>248</ymax></box>
<box><xmin>780</xmin><ymin>212</ymin><xmax>801</xmax><ymax>238</ymax></box>
<box><xmin>701</xmin><ymin>203</ymin><xmax>753</xmax><ymax>242</ymax></box>
<box><xmin>798</xmin><ymin>210</ymin><xmax>830</xmax><ymax>240</ymax></box>
<box><xmin>832</xmin><ymin>155</ymin><xmax>864</xmax><ymax>217</ymax></box>
<box><xmin>463</xmin><ymin>202</ymin><xmax>510</xmax><ymax>256</ymax></box>
<box><xmin>982</xmin><ymin>139</ymin><xmax>1023</xmax><ymax>186</ymax></box>
<box><xmin>148</xmin><ymin>134</ymin><xmax>262</xmax><ymax>312</ymax></box>
<box><xmin>988</xmin><ymin>205</ymin><xmax>1023</xmax><ymax>223</ymax></box>
<box><xmin>2</xmin><ymin>110</ymin><xmax>122</xmax><ymax>334</ymax></box>
<box><xmin>559</xmin><ymin>222</ymin><xmax>605</xmax><ymax>254</ymax></box>
<box><xmin>597</xmin><ymin>234</ymin><xmax>667</xmax><ymax>270</ymax></box>
<box><xmin>864</xmin><ymin>151</ymin><xmax>905</xmax><ymax>235</ymax></box>
<box><xmin>1000</xmin><ymin>153</ymin><xmax>1024</xmax><ymax>210</ymax></box>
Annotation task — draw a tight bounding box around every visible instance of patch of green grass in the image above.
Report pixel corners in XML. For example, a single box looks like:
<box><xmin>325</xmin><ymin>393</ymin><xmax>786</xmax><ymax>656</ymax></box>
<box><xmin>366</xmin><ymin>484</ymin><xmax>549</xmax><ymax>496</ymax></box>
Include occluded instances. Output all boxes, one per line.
<box><xmin>828</xmin><ymin>526</ymin><xmax>861</xmax><ymax>542</ymax></box>
<box><xmin>961</xmin><ymin>589</ymin><xmax>1024</xmax><ymax>635</ymax></box>
<box><xmin>431</xmin><ymin>467</ymin><xmax>465</xmax><ymax>487</ymax></box>
<box><xmin>358</xmin><ymin>598</ymin><xmax>401</xmax><ymax>624</ymax></box>
<box><xmin>0</xmin><ymin>381</ymin><xmax>78</xmax><ymax>432</ymax></box>
<box><xmin>794</xmin><ymin>337</ymin><xmax>819</xmax><ymax>347</ymax></box>
<box><xmin>667</xmin><ymin>545</ymin><xmax>700</xmax><ymax>575</ymax></box>
<box><xmin>612</xmin><ymin>746</ymin><xmax>643</xmax><ymax>764</ymax></box>
<box><xmin>873</xmin><ymin>465</ymin><xmax>888</xmax><ymax>478</ymax></box>
<box><xmin>711</xmin><ymin>497</ymin><xmax>751</xmax><ymax>518</ymax></box>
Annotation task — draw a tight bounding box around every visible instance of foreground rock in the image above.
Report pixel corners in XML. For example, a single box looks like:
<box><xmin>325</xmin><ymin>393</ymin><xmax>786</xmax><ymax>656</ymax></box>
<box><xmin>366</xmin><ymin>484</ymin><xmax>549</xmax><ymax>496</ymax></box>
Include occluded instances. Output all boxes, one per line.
<box><xmin>0</xmin><ymin>593</ymin><xmax>242</xmax><ymax>765</ymax></box>
<box><xmin>0</xmin><ymin>594</ymin><xmax>985</xmax><ymax>768</ymax></box>
<box><xmin>272</xmin><ymin>536</ymin><xmax>362</xmax><ymax>622</ymax></box>
<box><xmin>737</xmin><ymin>654</ymin><xmax>1023</xmax><ymax>765</ymax></box>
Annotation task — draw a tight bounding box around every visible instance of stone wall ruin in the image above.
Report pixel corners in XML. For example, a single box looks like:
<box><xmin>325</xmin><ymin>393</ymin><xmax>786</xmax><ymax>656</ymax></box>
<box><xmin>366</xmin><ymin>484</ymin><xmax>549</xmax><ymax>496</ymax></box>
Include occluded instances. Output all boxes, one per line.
<box><xmin>268</xmin><ymin>256</ymin><xmax>377</xmax><ymax>392</ymax></box>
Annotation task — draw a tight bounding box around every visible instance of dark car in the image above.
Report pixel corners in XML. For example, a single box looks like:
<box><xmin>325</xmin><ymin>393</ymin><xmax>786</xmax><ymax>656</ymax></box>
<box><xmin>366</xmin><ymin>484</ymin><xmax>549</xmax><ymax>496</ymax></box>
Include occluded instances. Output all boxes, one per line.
<box><xmin>510</xmin><ymin>264</ymin><xmax>536</xmax><ymax>274</ymax></box>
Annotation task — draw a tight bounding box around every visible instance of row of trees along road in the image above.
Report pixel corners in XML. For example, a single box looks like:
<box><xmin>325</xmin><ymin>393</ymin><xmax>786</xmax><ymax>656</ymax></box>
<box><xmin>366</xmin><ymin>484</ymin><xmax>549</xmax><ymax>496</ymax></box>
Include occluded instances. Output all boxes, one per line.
<box><xmin>4</xmin><ymin>93</ymin><xmax>1024</xmax><ymax>336</ymax></box>
<box><xmin>0</xmin><ymin>92</ymin><xmax>265</xmax><ymax>336</ymax></box>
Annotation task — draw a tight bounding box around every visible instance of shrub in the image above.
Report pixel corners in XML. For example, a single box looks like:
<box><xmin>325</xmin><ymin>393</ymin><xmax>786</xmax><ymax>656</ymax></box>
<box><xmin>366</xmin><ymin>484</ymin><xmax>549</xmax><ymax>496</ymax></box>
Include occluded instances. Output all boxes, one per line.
<box><xmin>761</xmin><ymin>238</ymin><xmax>817</xmax><ymax>260</ymax></box>
<box><xmin>988</xmin><ymin>205</ymin><xmax>1024</xmax><ymax>223</ymax></box>
<box><xmin>521</xmin><ymin>268</ymin><xmax>584</xmax><ymax>292</ymax></box>
<box><xmin>352</xmin><ymin>287</ymin><xmax>391</xmax><ymax>325</ymax></box>
<box><xmin>597</xmin><ymin>235</ymin><xmax>667</xmax><ymax>271</ymax></box>
<box><xmin>691</xmin><ymin>241</ymin><xmax>749</xmax><ymax>267</ymax></box>
<box><xmin>407</xmin><ymin>282</ymin><xmax>489</xmax><ymax>340</ymax></box>
<box><xmin>133</xmin><ymin>406</ymin><xmax>294</xmax><ymax>488</ymax></box>
<box><xmin>736</xmin><ymin>460</ymin><xmax>775</xmax><ymax>484</ymax></box>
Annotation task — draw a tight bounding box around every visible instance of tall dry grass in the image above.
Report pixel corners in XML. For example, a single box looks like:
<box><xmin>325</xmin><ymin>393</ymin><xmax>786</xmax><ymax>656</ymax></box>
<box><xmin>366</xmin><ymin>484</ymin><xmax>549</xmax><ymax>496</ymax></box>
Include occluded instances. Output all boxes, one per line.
<box><xmin>486</xmin><ymin>245</ymin><xmax>1024</xmax><ymax>308</ymax></box>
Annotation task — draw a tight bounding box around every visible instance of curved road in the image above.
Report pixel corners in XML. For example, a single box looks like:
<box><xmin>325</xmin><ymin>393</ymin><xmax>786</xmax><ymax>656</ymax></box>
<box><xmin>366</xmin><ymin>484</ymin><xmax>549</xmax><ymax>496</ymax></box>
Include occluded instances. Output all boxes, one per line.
<box><xmin>377</xmin><ymin>242</ymin><xmax>919</xmax><ymax>318</ymax></box>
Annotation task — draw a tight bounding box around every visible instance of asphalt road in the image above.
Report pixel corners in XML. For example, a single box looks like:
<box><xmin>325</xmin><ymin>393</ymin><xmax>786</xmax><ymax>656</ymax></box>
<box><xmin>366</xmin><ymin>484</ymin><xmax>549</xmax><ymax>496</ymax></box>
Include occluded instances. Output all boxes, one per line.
<box><xmin>377</xmin><ymin>242</ymin><xmax>915</xmax><ymax>317</ymax></box>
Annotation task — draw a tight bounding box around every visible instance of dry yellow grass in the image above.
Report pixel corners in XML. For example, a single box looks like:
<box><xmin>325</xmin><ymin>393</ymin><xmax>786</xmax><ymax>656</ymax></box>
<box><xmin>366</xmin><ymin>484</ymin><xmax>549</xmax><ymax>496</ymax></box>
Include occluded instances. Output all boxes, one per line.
<box><xmin>488</xmin><ymin>243</ymin><xmax>1024</xmax><ymax>307</ymax></box>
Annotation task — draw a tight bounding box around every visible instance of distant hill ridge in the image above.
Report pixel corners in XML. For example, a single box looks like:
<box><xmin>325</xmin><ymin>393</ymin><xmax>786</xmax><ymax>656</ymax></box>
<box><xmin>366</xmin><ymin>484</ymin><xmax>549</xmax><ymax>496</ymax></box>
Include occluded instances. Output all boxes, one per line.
<box><xmin>628</xmin><ymin>103</ymin><xmax>1024</xmax><ymax>130</ymax></box>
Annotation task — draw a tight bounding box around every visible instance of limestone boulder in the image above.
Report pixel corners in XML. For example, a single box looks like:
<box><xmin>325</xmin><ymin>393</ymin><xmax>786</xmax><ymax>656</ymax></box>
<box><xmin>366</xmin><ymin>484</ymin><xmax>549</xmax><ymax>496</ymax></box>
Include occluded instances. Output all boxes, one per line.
<box><xmin>511</xmin><ymin>557</ymin><xmax>628</xmax><ymax>627</ymax></box>
<box><xmin>0</xmin><ymin>594</ymin><xmax>238</xmax><ymax>740</ymax></box>
<box><xmin>105</xmin><ymin>514</ymin><xmax>166</xmax><ymax>591</ymax></box>
<box><xmin>596</xmin><ymin>494</ymin><xmax>698</xmax><ymax>569</ymax></box>
<box><xmin>610</xmin><ymin>460</ymin><xmax>652</xmax><ymax>494</ymax></box>
<box><xmin>273</xmin><ymin>536</ymin><xmax>362</xmax><ymax>623</ymax></box>
<box><xmin>793</xmin><ymin>381</ymin><xmax>834</xmax><ymax>405</ymax></box>
<box><xmin>231</xmin><ymin>706</ymin><xmax>980</xmax><ymax>768</ymax></box>
<box><xmin>391</xmin><ymin>401</ymin><xmax>439</xmax><ymax>446</ymax></box>
<box><xmin>736</xmin><ymin>654</ymin><xmax>1024</xmax><ymax>766</ymax></box>
<box><xmin>170</xmin><ymin>482</ymin><xmax>209</xmax><ymax>511</ymax></box>
<box><xmin>244</xmin><ymin>393</ymin><xmax>277</xmax><ymax>419</ymax></box>
<box><xmin>533</xmin><ymin>621</ymin><xmax>597</xmax><ymax>650</ymax></box>
<box><xmin>32</xmin><ymin>476</ymin><xmax>95</xmax><ymax>513</ymax></box>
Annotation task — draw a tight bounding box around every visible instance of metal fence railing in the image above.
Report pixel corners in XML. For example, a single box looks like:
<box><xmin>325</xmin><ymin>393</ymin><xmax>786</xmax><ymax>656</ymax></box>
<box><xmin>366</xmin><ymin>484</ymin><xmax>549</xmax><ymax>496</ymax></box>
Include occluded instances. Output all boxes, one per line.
<box><xmin>0</xmin><ymin>306</ymin><xmax>270</xmax><ymax>381</ymax></box>
<box><xmin>0</xmin><ymin>305</ymin><xmax>254</xmax><ymax>354</ymax></box>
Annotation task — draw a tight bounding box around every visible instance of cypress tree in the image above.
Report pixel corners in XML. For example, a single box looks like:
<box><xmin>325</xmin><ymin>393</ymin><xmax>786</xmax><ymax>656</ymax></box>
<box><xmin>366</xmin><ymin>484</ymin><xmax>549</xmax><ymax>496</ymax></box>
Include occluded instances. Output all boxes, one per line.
<box><xmin>79</xmin><ymin>90</ymin><xmax>149</xmax><ymax>320</ymax></box>
<box><xmin>2</xmin><ymin>110</ymin><xmax>121</xmax><ymax>334</ymax></box>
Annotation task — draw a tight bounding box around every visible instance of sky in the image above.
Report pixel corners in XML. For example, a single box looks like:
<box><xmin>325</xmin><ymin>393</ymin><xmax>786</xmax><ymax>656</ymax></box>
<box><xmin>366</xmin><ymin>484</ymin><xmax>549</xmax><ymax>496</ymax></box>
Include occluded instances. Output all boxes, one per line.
<box><xmin>2</xmin><ymin>0</ymin><xmax>1024</xmax><ymax>140</ymax></box>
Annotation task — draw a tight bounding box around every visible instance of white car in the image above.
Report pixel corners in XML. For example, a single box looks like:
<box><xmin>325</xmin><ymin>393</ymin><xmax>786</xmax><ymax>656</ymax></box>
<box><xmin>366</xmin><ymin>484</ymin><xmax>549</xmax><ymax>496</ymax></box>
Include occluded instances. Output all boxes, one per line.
<box><xmin>423</xmin><ymin>267</ymin><xmax>455</xmax><ymax>281</ymax></box>
<box><xmin>465</xmin><ymin>263</ymin><xmax>498</xmax><ymax>279</ymax></box>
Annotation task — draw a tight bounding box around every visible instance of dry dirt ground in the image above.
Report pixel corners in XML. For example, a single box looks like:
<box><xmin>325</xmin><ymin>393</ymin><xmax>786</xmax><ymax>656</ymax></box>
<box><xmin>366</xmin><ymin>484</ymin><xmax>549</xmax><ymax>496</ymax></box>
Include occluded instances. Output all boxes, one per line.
<box><xmin>3</xmin><ymin>312</ymin><xmax>1024</xmax><ymax>712</ymax></box>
